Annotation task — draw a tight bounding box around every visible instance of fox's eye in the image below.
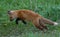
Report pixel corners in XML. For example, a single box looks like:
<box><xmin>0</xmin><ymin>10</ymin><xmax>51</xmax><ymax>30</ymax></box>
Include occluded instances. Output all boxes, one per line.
<box><xmin>10</xmin><ymin>16</ymin><xmax>12</xmax><ymax>18</ymax></box>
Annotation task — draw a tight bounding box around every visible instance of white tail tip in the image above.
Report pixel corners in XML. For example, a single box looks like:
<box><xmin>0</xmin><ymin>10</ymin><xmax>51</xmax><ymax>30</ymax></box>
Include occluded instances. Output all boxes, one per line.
<box><xmin>54</xmin><ymin>22</ymin><xmax>58</xmax><ymax>26</ymax></box>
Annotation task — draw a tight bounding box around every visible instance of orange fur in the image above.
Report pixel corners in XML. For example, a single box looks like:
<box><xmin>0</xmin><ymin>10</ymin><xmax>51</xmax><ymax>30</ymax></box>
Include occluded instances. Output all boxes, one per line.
<box><xmin>8</xmin><ymin>10</ymin><xmax>58</xmax><ymax>31</ymax></box>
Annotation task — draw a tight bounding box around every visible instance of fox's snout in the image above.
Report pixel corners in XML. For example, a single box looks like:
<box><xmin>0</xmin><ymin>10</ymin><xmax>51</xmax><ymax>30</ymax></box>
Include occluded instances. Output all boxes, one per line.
<box><xmin>8</xmin><ymin>10</ymin><xmax>13</xmax><ymax>21</ymax></box>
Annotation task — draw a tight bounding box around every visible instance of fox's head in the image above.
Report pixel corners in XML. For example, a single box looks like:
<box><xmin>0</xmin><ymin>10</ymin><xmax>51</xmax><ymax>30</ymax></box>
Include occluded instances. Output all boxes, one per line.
<box><xmin>8</xmin><ymin>10</ymin><xmax>17</xmax><ymax>21</ymax></box>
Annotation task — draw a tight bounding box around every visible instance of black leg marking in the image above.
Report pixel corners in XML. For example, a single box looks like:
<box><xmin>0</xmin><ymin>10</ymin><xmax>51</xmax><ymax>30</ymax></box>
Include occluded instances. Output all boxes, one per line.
<box><xmin>15</xmin><ymin>18</ymin><xmax>20</xmax><ymax>24</ymax></box>
<box><xmin>15</xmin><ymin>18</ymin><xmax>27</xmax><ymax>24</ymax></box>
<box><xmin>22</xmin><ymin>20</ymin><xmax>27</xmax><ymax>24</ymax></box>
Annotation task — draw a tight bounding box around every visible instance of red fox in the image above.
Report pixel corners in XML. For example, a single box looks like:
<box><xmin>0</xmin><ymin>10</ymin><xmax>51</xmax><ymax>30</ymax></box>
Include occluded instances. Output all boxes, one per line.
<box><xmin>8</xmin><ymin>10</ymin><xmax>58</xmax><ymax>31</ymax></box>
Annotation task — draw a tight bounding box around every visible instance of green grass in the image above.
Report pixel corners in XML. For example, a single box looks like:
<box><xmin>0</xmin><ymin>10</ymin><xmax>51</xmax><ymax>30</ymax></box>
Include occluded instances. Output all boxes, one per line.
<box><xmin>0</xmin><ymin>0</ymin><xmax>60</xmax><ymax>37</ymax></box>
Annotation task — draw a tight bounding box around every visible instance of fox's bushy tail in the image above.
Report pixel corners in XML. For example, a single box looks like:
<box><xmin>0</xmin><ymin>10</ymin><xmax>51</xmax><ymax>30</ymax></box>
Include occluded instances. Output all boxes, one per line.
<box><xmin>41</xmin><ymin>17</ymin><xmax>58</xmax><ymax>26</ymax></box>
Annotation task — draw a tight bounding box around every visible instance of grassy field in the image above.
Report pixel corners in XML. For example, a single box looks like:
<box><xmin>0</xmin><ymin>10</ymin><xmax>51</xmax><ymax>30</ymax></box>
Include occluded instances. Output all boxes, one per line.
<box><xmin>0</xmin><ymin>0</ymin><xmax>60</xmax><ymax>37</ymax></box>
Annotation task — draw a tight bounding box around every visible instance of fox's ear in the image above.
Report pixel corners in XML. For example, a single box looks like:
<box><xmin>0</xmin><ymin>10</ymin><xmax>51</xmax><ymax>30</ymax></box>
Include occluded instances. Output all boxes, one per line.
<box><xmin>8</xmin><ymin>11</ymin><xmax>11</xmax><ymax>14</ymax></box>
<box><xmin>8</xmin><ymin>10</ymin><xmax>14</xmax><ymax>14</ymax></box>
<box><xmin>8</xmin><ymin>11</ymin><xmax>10</xmax><ymax>12</ymax></box>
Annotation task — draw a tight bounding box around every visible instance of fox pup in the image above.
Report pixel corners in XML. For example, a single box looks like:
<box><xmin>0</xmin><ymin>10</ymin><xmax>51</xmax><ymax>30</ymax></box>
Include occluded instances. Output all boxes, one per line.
<box><xmin>8</xmin><ymin>10</ymin><xmax>58</xmax><ymax>31</ymax></box>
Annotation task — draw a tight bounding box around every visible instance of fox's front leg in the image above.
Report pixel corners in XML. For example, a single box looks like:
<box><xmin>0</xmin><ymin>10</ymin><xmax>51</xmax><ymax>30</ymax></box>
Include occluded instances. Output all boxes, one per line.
<box><xmin>15</xmin><ymin>18</ymin><xmax>27</xmax><ymax>24</ymax></box>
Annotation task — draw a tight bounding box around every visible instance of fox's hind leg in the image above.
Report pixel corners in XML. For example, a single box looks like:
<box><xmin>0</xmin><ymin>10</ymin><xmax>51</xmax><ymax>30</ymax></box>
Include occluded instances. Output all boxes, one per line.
<box><xmin>32</xmin><ymin>18</ymin><xmax>44</xmax><ymax>31</ymax></box>
<box><xmin>39</xmin><ymin>19</ymin><xmax>48</xmax><ymax>30</ymax></box>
